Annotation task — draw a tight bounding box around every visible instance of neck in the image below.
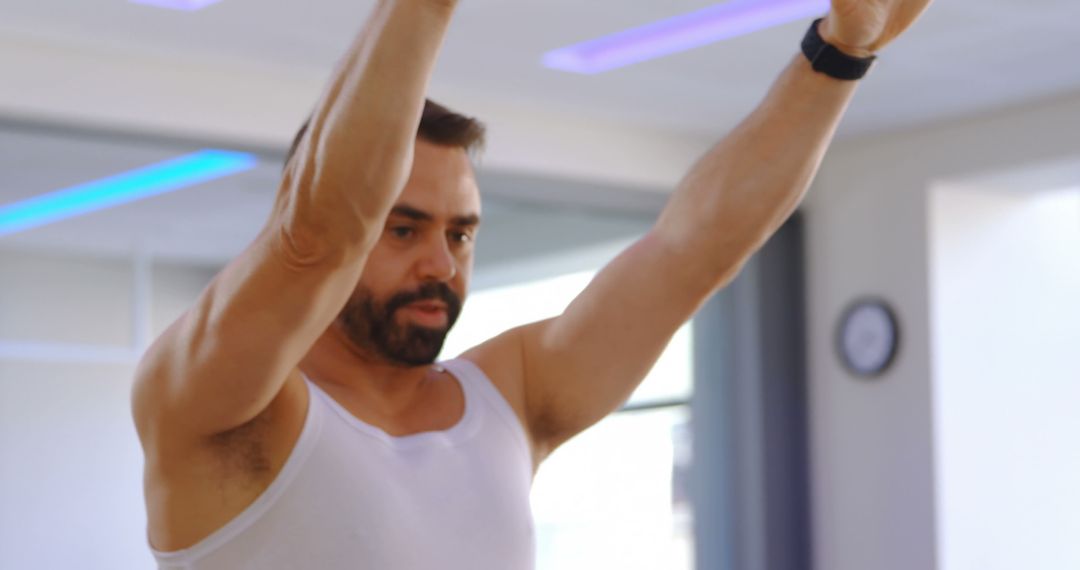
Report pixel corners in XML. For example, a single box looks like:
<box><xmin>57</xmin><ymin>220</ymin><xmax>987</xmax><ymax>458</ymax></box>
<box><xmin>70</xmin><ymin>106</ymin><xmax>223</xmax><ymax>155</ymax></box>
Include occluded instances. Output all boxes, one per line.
<box><xmin>300</xmin><ymin>324</ymin><xmax>441</xmax><ymax>412</ymax></box>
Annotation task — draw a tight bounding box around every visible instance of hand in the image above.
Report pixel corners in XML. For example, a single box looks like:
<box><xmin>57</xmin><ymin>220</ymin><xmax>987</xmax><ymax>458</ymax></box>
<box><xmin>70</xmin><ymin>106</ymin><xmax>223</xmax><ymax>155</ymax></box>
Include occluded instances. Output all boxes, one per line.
<box><xmin>820</xmin><ymin>0</ymin><xmax>934</xmax><ymax>57</ymax></box>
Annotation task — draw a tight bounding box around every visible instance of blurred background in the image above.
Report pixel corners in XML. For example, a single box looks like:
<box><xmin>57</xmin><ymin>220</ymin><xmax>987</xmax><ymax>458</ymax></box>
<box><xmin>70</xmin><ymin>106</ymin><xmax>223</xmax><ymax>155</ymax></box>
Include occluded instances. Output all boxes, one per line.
<box><xmin>1</xmin><ymin>0</ymin><xmax>1078</xmax><ymax>569</ymax></box>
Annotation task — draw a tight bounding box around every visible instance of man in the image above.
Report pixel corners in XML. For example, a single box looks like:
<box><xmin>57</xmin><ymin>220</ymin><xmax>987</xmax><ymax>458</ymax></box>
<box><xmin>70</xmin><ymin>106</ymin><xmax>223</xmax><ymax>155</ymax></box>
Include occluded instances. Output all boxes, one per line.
<box><xmin>132</xmin><ymin>0</ymin><xmax>933</xmax><ymax>567</ymax></box>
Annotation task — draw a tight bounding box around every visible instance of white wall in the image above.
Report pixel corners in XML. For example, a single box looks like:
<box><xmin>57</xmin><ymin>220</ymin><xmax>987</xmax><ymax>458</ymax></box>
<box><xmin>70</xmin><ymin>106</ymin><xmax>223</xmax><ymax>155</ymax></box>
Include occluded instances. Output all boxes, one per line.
<box><xmin>930</xmin><ymin>186</ymin><xmax>1080</xmax><ymax>570</ymax></box>
<box><xmin>0</xmin><ymin>248</ymin><xmax>216</xmax><ymax>569</ymax></box>
<box><xmin>804</xmin><ymin>91</ymin><xmax>1080</xmax><ymax>570</ymax></box>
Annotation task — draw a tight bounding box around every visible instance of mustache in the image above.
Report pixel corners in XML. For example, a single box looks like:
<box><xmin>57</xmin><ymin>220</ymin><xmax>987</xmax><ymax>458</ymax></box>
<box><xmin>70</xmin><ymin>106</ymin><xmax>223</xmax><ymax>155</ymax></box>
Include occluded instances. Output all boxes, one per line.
<box><xmin>384</xmin><ymin>282</ymin><xmax>462</xmax><ymax>319</ymax></box>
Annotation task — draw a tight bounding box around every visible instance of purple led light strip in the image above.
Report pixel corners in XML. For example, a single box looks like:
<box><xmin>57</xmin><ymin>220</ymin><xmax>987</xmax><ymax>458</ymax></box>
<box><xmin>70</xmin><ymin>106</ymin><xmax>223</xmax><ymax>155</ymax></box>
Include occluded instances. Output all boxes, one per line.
<box><xmin>544</xmin><ymin>0</ymin><xmax>829</xmax><ymax>74</ymax></box>
<box><xmin>128</xmin><ymin>0</ymin><xmax>222</xmax><ymax>11</ymax></box>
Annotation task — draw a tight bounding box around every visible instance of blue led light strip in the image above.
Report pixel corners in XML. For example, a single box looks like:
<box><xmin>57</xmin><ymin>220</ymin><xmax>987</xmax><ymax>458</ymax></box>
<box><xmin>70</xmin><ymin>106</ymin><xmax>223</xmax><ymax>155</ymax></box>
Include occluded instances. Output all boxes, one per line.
<box><xmin>0</xmin><ymin>149</ymin><xmax>258</xmax><ymax>237</ymax></box>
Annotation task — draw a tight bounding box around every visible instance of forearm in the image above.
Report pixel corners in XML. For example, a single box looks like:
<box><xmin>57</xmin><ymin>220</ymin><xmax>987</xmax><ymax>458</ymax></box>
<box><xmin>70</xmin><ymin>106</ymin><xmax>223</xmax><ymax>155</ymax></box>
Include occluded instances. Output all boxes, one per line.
<box><xmin>655</xmin><ymin>53</ymin><xmax>858</xmax><ymax>288</ymax></box>
<box><xmin>277</xmin><ymin>0</ymin><xmax>458</xmax><ymax>257</ymax></box>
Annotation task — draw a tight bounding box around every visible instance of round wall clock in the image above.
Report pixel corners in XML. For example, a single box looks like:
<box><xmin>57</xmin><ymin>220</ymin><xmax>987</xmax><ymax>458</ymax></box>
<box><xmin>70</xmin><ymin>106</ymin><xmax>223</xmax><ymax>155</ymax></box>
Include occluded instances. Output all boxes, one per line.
<box><xmin>836</xmin><ymin>299</ymin><xmax>900</xmax><ymax>379</ymax></box>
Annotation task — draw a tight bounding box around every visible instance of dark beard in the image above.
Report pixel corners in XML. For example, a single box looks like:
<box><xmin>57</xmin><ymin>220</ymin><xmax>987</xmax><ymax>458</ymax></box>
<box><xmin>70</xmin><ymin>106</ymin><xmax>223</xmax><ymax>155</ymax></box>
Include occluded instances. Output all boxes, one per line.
<box><xmin>338</xmin><ymin>281</ymin><xmax>462</xmax><ymax>367</ymax></box>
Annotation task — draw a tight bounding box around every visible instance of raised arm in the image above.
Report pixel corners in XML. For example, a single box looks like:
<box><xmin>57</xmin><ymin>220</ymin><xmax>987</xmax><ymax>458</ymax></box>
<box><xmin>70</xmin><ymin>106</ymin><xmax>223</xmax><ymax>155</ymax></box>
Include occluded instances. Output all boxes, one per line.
<box><xmin>494</xmin><ymin>0</ymin><xmax>933</xmax><ymax>457</ymax></box>
<box><xmin>132</xmin><ymin>0</ymin><xmax>460</xmax><ymax>447</ymax></box>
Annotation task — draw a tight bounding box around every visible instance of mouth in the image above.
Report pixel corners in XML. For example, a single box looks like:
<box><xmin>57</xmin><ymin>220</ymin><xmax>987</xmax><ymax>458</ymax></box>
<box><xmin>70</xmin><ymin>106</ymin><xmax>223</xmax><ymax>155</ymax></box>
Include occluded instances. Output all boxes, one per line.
<box><xmin>401</xmin><ymin>301</ymin><xmax>449</xmax><ymax>327</ymax></box>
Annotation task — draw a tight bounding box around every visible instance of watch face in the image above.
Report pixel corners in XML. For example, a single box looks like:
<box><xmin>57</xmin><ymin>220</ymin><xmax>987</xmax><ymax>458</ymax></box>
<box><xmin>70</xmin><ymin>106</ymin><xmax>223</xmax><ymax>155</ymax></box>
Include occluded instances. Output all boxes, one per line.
<box><xmin>838</xmin><ymin>300</ymin><xmax>900</xmax><ymax>378</ymax></box>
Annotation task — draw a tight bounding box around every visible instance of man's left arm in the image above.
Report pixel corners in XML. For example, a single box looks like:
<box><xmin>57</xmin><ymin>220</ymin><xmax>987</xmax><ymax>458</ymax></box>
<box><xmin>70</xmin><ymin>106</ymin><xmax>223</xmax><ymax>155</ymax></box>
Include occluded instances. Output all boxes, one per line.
<box><xmin>489</xmin><ymin>1</ymin><xmax>933</xmax><ymax>459</ymax></box>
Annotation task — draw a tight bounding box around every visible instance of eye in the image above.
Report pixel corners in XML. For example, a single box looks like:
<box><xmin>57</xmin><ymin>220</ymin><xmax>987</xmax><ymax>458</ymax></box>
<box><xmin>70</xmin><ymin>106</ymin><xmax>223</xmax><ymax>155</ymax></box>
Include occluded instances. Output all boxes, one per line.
<box><xmin>390</xmin><ymin>226</ymin><xmax>416</xmax><ymax>240</ymax></box>
<box><xmin>449</xmin><ymin>230</ymin><xmax>473</xmax><ymax>244</ymax></box>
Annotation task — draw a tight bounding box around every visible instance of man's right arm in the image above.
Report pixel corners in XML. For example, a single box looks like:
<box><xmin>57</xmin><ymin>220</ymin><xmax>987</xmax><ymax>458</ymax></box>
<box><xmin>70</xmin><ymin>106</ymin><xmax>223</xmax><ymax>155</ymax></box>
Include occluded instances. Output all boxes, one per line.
<box><xmin>131</xmin><ymin>0</ymin><xmax>459</xmax><ymax>448</ymax></box>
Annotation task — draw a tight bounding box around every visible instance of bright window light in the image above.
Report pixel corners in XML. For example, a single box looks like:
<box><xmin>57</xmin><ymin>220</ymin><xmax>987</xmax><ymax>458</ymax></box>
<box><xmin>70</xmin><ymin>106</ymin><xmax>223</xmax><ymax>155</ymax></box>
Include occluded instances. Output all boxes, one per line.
<box><xmin>543</xmin><ymin>0</ymin><xmax>829</xmax><ymax>74</ymax></box>
<box><xmin>442</xmin><ymin>264</ymin><xmax>695</xmax><ymax>569</ymax></box>
<box><xmin>128</xmin><ymin>0</ymin><xmax>223</xmax><ymax>11</ymax></box>
<box><xmin>0</xmin><ymin>150</ymin><xmax>258</xmax><ymax>237</ymax></box>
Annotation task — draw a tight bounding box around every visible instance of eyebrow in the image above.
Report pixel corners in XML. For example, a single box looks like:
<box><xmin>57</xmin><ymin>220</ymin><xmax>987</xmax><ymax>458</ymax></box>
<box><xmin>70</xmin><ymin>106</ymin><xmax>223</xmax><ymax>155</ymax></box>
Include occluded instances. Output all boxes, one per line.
<box><xmin>390</xmin><ymin>205</ymin><xmax>480</xmax><ymax>227</ymax></box>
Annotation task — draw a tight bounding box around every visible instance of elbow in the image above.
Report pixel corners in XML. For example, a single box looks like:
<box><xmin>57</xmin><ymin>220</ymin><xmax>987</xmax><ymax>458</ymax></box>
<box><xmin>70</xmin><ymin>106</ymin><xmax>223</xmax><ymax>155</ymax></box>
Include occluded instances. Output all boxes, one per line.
<box><xmin>648</xmin><ymin>218</ymin><xmax>760</xmax><ymax>294</ymax></box>
<box><xmin>267</xmin><ymin>176</ymin><xmax>383</xmax><ymax>269</ymax></box>
<box><xmin>271</xmin><ymin>216</ymin><xmax>373</xmax><ymax>270</ymax></box>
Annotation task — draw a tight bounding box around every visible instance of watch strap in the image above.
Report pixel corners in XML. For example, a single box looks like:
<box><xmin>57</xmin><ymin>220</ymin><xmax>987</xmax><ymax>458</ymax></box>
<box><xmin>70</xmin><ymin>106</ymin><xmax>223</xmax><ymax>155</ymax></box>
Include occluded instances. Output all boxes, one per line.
<box><xmin>801</xmin><ymin>18</ymin><xmax>877</xmax><ymax>81</ymax></box>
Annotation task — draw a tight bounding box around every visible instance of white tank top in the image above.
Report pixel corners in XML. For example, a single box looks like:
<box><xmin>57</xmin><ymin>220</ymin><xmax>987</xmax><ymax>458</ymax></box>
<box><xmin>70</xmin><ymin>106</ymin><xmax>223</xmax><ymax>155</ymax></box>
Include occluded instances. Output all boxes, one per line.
<box><xmin>150</xmin><ymin>358</ymin><xmax>536</xmax><ymax>569</ymax></box>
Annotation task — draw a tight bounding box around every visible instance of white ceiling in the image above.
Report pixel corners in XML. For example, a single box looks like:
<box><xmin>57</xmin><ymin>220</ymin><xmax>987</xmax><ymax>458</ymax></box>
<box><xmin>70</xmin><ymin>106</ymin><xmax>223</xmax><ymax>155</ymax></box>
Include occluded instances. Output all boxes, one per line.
<box><xmin>1</xmin><ymin>0</ymin><xmax>1079</xmax><ymax>263</ymax></box>
<box><xmin>3</xmin><ymin>0</ymin><xmax>1079</xmax><ymax>139</ymax></box>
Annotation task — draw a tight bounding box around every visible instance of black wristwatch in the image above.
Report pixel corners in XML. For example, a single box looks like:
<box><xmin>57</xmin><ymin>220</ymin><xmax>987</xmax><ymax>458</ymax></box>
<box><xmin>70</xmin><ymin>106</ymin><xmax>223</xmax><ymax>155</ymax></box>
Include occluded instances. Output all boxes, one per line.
<box><xmin>801</xmin><ymin>18</ymin><xmax>877</xmax><ymax>81</ymax></box>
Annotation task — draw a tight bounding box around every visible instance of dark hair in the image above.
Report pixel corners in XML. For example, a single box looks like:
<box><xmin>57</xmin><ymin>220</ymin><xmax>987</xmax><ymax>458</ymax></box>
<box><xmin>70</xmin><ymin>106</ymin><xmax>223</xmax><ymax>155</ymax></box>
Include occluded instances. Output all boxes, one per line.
<box><xmin>285</xmin><ymin>98</ymin><xmax>486</xmax><ymax>168</ymax></box>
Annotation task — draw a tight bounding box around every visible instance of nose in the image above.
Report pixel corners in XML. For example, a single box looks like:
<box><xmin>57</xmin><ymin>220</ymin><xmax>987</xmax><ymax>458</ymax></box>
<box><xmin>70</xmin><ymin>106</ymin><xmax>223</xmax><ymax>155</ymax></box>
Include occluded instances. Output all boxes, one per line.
<box><xmin>416</xmin><ymin>234</ymin><xmax>457</xmax><ymax>282</ymax></box>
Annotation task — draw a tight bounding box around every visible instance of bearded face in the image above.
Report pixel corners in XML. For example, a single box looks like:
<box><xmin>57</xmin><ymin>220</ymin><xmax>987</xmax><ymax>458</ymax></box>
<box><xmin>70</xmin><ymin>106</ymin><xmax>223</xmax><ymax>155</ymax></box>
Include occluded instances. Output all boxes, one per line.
<box><xmin>337</xmin><ymin>281</ymin><xmax>463</xmax><ymax>367</ymax></box>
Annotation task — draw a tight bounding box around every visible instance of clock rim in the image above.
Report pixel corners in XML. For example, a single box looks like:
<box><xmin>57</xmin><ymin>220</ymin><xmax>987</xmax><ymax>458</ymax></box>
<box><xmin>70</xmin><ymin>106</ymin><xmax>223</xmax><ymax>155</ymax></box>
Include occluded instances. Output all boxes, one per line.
<box><xmin>835</xmin><ymin>297</ymin><xmax>902</xmax><ymax>379</ymax></box>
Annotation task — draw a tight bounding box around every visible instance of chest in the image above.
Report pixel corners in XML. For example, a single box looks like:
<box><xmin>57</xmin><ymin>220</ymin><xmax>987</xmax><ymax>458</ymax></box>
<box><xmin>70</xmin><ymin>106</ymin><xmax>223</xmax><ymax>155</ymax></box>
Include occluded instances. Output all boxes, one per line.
<box><xmin>270</xmin><ymin>407</ymin><xmax>537</xmax><ymax>568</ymax></box>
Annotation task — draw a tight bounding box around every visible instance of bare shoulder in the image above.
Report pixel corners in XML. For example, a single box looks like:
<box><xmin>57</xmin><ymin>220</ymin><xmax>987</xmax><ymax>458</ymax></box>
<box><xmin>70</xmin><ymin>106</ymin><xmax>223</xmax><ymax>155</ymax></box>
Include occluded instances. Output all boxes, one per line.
<box><xmin>144</xmin><ymin>371</ymin><xmax>310</xmax><ymax>552</ymax></box>
<box><xmin>458</xmin><ymin>324</ymin><xmax>552</xmax><ymax>468</ymax></box>
<box><xmin>458</xmin><ymin>329</ymin><xmax>526</xmax><ymax>419</ymax></box>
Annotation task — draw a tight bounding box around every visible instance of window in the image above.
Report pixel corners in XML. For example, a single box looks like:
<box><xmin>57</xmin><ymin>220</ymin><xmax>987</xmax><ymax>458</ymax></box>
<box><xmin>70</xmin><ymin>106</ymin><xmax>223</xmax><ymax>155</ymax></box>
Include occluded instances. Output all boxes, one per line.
<box><xmin>443</xmin><ymin>261</ymin><xmax>694</xmax><ymax>570</ymax></box>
